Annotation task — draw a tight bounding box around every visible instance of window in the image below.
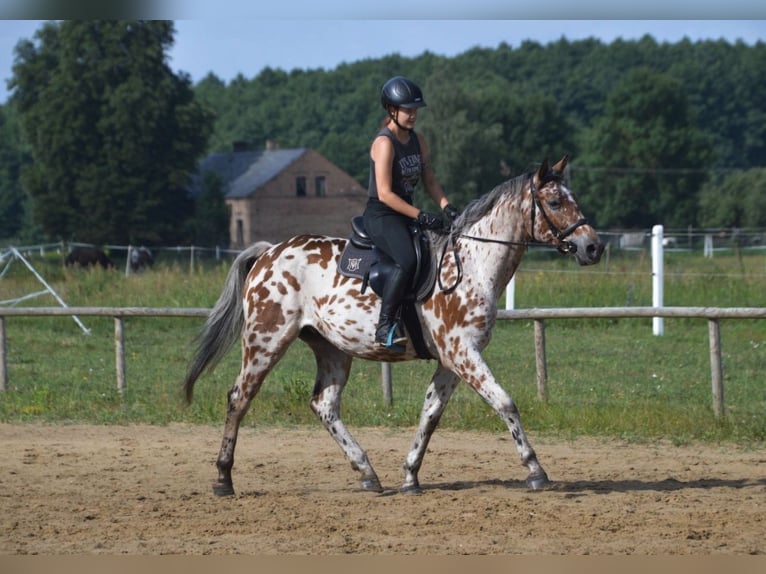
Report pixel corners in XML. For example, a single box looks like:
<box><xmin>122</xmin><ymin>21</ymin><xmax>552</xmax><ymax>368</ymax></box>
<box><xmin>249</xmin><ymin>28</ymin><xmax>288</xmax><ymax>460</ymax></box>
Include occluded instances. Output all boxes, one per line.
<box><xmin>296</xmin><ymin>176</ymin><xmax>307</xmax><ymax>197</ymax></box>
<box><xmin>315</xmin><ymin>176</ymin><xmax>326</xmax><ymax>197</ymax></box>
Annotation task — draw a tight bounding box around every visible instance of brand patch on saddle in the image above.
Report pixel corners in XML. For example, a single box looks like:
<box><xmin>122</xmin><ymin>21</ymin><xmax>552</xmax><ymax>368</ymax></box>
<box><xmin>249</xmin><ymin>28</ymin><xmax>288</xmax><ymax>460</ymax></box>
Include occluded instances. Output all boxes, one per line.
<box><xmin>337</xmin><ymin>242</ymin><xmax>374</xmax><ymax>281</ymax></box>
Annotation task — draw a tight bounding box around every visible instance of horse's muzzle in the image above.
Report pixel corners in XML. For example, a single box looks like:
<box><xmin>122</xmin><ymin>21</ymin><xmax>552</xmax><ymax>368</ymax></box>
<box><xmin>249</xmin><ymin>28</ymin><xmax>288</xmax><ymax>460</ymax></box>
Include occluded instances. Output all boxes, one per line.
<box><xmin>568</xmin><ymin>235</ymin><xmax>604</xmax><ymax>265</ymax></box>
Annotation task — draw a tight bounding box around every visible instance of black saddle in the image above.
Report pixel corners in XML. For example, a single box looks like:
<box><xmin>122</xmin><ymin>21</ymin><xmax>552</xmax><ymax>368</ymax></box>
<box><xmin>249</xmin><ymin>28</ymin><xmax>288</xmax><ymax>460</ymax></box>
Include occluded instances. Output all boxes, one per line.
<box><xmin>338</xmin><ymin>216</ymin><xmax>437</xmax><ymax>303</ymax></box>
<box><xmin>337</xmin><ymin>216</ymin><xmax>438</xmax><ymax>359</ymax></box>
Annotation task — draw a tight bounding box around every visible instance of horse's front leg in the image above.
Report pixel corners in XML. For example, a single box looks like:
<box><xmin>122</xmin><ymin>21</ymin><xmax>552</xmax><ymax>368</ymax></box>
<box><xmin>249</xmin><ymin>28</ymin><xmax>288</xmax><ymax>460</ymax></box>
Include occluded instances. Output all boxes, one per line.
<box><xmin>457</xmin><ymin>350</ymin><xmax>550</xmax><ymax>490</ymax></box>
<box><xmin>401</xmin><ymin>364</ymin><xmax>461</xmax><ymax>493</ymax></box>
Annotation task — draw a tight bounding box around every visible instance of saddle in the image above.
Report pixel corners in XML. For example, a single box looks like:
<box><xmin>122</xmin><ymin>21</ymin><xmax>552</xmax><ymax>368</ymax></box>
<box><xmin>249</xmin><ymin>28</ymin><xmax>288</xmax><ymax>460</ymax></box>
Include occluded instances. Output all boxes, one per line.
<box><xmin>337</xmin><ymin>216</ymin><xmax>438</xmax><ymax>359</ymax></box>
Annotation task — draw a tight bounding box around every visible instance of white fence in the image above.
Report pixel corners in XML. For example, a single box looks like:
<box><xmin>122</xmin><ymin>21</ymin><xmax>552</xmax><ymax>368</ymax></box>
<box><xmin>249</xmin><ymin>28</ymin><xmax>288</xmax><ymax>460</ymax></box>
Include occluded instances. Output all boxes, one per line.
<box><xmin>2</xmin><ymin>305</ymin><xmax>765</xmax><ymax>418</ymax></box>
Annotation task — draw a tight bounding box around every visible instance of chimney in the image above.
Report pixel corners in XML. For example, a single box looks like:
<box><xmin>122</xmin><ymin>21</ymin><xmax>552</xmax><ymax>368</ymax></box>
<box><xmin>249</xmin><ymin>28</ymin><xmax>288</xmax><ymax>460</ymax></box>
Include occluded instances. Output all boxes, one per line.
<box><xmin>265</xmin><ymin>139</ymin><xmax>279</xmax><ymax>151</ymax></box>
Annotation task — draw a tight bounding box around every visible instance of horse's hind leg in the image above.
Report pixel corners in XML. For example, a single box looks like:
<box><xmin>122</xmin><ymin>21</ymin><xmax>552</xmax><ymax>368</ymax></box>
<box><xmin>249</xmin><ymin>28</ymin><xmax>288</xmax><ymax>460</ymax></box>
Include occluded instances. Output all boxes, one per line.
<box><xmin>401</xmin><ymin>364</ymin><xmax>461</xmax><ymax>493</ymax></box>
<box><xmin>213</xmin><ymin>331</ymin><xmax>295</xmax><ymax>496</ymax></box>
<box><xmin>302</xmin><ymin>329</ymin><xmax>383</xmax><ymax>493</ymax></box>
<box><xmin>212</xmin><ymin>368</ymin><xmax>266</xmax><ymax>496</ymax></box>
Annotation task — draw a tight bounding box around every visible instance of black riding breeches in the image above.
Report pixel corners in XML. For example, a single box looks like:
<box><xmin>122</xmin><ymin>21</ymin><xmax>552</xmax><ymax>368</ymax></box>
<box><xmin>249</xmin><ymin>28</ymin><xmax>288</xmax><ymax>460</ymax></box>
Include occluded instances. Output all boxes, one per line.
<box><xmin>362</xmin><ymin>210</ymin><xmax>417</xmax><ymax>277</ymax></box>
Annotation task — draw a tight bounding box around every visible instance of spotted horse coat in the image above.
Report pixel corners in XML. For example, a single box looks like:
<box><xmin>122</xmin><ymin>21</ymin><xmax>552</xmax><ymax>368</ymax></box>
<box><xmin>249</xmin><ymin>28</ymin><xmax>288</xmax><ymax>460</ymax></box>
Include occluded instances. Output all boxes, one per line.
<box><xmin>184</xmin><ymin>156</ymin><xmax>604</xmax><ymax>496</ymax></box>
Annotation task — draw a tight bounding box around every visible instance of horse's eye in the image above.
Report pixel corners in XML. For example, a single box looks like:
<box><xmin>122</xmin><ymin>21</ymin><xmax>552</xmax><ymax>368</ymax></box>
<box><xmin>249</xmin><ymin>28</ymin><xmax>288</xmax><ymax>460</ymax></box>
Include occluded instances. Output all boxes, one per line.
<box><xmin>547</xmin><ymin>200</ymin><xmax>561</xmax><ymax>210</ymax></box>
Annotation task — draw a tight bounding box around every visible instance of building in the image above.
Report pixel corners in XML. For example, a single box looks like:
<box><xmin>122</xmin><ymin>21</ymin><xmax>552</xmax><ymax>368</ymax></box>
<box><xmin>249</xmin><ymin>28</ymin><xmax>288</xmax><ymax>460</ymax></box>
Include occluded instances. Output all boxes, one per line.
<box><xmin>193</xmin><ymin>142</ymin><xmax>368</xmax><ymax>247</ymax></box>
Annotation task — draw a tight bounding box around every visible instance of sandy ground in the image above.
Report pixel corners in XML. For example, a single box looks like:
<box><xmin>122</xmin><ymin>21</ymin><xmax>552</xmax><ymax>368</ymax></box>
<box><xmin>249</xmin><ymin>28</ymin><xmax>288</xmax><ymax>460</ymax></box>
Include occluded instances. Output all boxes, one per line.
<box><xmin>0</xmin><ymin>422</ymin><xmax>764</xmax><ymax>555</ymax></box>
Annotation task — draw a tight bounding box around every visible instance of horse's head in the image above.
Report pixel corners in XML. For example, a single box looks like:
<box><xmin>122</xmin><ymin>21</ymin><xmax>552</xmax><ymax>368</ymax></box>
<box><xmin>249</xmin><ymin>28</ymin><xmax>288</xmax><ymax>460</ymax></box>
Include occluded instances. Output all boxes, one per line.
<box><xmin>529</xmin><ymin>156</ymin><xmax>604</xmax><ymax>266</ymax></box>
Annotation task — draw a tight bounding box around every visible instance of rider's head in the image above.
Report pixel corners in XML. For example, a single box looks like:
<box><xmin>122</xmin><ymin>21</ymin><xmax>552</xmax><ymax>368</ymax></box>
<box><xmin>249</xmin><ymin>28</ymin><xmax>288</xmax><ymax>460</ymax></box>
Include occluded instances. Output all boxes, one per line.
<box><xmin>380</xmin><ymin>76</ymin><xmax>426</xmax><ymax>132</ymax></box>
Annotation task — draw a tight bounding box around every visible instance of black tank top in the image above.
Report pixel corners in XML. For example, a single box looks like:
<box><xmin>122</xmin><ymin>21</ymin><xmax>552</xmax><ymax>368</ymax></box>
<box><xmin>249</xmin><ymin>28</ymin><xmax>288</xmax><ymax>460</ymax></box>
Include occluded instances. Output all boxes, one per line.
<box><xmin>367</xmin><ymin>127</ymin><xmax>422</xmax><ymax>206</ymax></box>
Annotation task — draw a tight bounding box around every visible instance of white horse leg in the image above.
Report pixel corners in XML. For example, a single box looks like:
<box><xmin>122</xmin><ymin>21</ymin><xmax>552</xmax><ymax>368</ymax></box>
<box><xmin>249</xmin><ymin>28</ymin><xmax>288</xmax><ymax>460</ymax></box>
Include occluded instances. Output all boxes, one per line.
<box><xmin>302</xmin><ymin>329</ymin><xmax>383</xmax><ymax>492</ymax></box>
<box><xmin>401</xmin><ymin>364</ymin><xmax>461</xmax><ymax>493</ymax></box>
<box><xmin>457</xmin><ymin>352</ymin><xmax>549</xmax><ymax>490</ymax></box>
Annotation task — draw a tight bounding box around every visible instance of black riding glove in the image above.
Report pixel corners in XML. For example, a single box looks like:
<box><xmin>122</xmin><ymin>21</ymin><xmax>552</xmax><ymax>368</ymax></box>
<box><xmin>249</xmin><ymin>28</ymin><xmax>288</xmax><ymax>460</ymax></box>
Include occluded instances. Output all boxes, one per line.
<box><xmin>416</xmin><ymin>211</ymin><xmax>444</xmax><ymax>230</ymax></box>
<box><xmin>443</xmin><ymin>203</ymin><xmax>460</xmax><ymax>223</ymax></box>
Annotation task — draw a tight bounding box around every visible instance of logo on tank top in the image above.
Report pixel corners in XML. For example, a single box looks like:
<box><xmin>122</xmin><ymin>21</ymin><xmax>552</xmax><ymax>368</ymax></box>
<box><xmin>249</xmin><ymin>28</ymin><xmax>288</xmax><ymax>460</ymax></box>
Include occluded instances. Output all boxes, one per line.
<box><xmin>399</xmin><ymin>154</ymin><xmax>421</xmax><ymax>178</ymax></box>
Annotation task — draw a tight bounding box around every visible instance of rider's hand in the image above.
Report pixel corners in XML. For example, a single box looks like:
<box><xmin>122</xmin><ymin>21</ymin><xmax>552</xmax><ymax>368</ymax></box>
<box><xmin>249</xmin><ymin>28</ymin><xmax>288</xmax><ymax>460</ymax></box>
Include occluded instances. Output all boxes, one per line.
<box><xmin>443</xmin><ymin>204</ymin><xmax>460</xmax><ymax>223</ymax></box>
<box><xmin>416</xmin><ymin>211</ymin><xmax>445</xmax><ymax>230</ymax></box>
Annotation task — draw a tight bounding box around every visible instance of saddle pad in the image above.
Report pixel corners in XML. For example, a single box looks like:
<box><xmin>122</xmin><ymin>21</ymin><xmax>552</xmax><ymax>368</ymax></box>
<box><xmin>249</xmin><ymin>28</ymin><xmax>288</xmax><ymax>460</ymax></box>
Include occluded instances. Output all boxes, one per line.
<box><xmin>337</xmin><ymin>242</ymin><xmax>375</xmax><ymax>280</ymax></box>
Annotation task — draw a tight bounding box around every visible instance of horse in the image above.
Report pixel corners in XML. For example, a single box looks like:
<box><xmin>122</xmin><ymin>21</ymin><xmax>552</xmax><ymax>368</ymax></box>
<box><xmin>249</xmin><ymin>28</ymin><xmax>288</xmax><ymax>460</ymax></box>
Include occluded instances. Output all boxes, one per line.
<box><xmin>129</xmin><ymin>246</ymin><xmax>154</xmax><ymax>273</ymax></box>
<box><xmin>64</xmin><ymin>246</ymin><xmax>115</xmax><ymax>269</ymax></box>
<box><xmin>183</xmin><ymin>156</ymin><xmax>604</xmax><ymax>496</ymax></box>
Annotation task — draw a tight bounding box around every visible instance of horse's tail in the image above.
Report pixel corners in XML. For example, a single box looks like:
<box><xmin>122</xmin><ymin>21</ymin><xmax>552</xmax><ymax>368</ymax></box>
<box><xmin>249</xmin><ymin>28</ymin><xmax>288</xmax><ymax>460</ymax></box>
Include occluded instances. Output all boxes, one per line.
<box><xmin>183</xmin><ymin>241</ymin><xmax>273</xmax><ymax>403</ymax></box>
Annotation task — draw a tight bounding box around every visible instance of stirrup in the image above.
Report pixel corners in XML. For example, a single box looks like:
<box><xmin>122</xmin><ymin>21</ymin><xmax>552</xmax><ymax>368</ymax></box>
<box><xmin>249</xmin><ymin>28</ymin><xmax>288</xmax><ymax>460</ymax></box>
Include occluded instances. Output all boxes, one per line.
<box><xmin>376</xmin><ymin>323</ymin><xmax>407</xmax><ymax>352</ymax></box>
<box><xmin>386</xmin><ymin>323</ymin><xmax>408</xmax><ymax>346</ymax></box>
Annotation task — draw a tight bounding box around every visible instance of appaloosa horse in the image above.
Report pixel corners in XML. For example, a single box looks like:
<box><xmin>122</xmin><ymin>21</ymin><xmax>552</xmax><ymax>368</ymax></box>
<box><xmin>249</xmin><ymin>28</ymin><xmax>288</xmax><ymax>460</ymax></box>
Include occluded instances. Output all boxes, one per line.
<box><xmin>184</xmin><ymin>156</ymin><xmax>603</xmax><ymax>495</ymax></box>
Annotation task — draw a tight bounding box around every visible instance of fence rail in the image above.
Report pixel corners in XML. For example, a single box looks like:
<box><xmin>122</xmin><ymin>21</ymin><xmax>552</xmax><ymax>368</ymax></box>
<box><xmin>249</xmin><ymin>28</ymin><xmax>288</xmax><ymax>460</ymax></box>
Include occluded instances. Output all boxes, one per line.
<box><xmin>0</xmin><ymin>307</ymin><xmax>209</xmax><ymax>395</ymax></box>
<box><xmin>1</xmin><ymin>306</ymin><xmax>765</xmax><ymax>417</ymax></box>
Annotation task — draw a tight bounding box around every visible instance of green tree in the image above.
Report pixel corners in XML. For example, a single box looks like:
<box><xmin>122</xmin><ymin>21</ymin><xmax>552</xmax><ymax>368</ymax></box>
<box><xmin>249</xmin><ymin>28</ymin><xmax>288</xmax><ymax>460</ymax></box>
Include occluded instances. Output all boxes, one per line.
<box><xmin>190</xmin><ymin>171</ymin><xmax>230</xmax><ymax>246</ymax></box>
<box><xmin>419</xmin><ymin>70</ymin><xmax>505</xmax><ymax>207</ymax></box>
<box><xmin>0</xmin><ymin>103</ymin><xmax>30</xmax><ymax>241</ymax></box>
<box><xmin>9</xmin><ymin>20</ymin><xmax>214</xmax><ymax>245</ymax></box>
<box><xmin>420</xmin><ymin>66</ymin><xmax>575</xmax><ymax>209</ymax></box>
<box><xmin>697</xmin><ymin>168</ymin><xmax>766</xmax><ymax>228</ymax></box>
<box><xmin>576</xmin><ymin>67</ymin><xmax>713</xmax><ymax>228</ymax></box>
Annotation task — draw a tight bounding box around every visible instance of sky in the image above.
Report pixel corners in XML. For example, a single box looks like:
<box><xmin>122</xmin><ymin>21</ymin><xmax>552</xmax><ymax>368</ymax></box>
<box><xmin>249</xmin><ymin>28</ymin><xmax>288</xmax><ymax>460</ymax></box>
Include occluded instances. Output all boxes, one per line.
<box><xmin>0</xmin><ymin>18</ymin><xmax>764</xmax><ymax>103</ymax></box>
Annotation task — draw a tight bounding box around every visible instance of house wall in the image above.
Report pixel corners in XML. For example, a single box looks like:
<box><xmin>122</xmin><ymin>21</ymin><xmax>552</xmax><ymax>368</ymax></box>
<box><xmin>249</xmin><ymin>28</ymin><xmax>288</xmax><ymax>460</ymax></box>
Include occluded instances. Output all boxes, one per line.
<box><xmin>227</xmin><ymin>149</ymin><xmax>368</xmax><ymax>246</ymax></box>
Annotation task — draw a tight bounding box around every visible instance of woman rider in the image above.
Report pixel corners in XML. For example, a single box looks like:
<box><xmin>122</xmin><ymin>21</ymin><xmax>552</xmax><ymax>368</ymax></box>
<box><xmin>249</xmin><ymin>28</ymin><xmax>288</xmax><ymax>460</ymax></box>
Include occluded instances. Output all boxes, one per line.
<box><xmin>363</xmin><ymin>76</ymin><xmax>460</xmax><ymax>351</ymax></box>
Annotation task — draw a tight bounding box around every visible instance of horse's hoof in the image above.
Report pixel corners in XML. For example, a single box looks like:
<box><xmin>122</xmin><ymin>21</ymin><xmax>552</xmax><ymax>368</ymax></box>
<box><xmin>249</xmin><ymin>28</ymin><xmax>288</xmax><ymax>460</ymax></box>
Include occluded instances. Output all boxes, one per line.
<box><xmin>526</xmin><ymin>471</ymin><xmax>550</xmax><ymax>491</ymax></box>
<box><xmin>212</xmin><ymin>480</ymin><xmax>235</xmax><ymax>497</ymax></box>
<box><xmin>399</xmin><ymin>483</ymin><xmax>423</xmax><ymax>495</ymax></box>
<box><xmin>360</xmin><ymin>476</ymin><xmax>384</xmax><ymax>493</ymax></box>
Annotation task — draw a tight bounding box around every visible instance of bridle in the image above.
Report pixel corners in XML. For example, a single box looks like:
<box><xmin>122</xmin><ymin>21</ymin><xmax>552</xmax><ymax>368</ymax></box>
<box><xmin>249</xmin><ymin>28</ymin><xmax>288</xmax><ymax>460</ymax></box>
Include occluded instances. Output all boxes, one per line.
<box><xmin>454</xmin><ymin>172</ymin><xmax>588</xmax><ymax>253</ymax></box>
<box><xmin>437</xmin><ymin>172</ymin><xmax>589</xmax><ymax>293</ymax></box>
<box><xmin>529</xmin><ymin>173</ymin><xmax>589</xmax><ymax>255</ymax></box>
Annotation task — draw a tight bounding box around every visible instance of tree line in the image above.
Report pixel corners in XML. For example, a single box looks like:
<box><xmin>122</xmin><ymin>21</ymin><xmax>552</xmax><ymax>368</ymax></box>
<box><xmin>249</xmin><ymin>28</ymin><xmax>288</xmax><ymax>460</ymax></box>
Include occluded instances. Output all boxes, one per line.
<box><xmin>1</xmin><ymin>21</ymin><xmax>765</xmax><ymax>247</ymax></box>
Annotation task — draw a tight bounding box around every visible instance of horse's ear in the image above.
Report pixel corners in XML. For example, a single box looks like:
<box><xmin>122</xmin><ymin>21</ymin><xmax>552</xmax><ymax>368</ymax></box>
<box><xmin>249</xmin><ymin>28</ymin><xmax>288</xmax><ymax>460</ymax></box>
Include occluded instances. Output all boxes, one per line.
<box><xmin>536</xmin><ymin>158</ymin><xmax>550</xmax><ymax>183</ymax></box>
<box><xmin>552</xmin><ymin>155</ymin><xmax>569</xmax><ymax>173</ymax></box>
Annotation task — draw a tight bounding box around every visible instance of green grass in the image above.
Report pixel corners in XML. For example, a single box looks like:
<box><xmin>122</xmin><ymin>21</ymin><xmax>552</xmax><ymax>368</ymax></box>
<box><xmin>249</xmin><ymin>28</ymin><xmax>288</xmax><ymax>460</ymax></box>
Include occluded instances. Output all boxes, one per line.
<box><xmin>1</xmin><ymin>248</ymin><xmax>765</xmax><ymax>445</ymax></box>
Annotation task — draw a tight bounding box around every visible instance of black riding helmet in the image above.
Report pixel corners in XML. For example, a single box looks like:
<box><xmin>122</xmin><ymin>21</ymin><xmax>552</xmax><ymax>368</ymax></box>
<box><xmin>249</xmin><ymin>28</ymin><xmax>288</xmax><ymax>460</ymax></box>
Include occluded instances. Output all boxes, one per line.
<box><xmin>380</xmin><ymin>76</ymin><xmax>427</xmax><ymax>110</ymax></box>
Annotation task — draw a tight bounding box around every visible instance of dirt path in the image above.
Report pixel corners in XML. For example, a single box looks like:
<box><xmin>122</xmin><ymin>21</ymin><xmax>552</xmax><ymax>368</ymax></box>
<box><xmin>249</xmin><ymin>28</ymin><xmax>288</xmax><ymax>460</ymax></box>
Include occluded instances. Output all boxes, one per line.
<box><xmin>1</xmin><ymin>423</ymin><xmax>764</xmax><ymax>555</ymax></box>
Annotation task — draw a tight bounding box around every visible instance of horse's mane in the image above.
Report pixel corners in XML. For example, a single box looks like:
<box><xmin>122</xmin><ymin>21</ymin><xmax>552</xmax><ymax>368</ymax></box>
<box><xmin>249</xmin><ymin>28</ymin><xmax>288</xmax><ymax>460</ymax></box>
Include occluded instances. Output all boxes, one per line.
<box><xmin>431</xmin><ymin>171</ymin><xmax>531</xmax><ymax>251</ymax></box>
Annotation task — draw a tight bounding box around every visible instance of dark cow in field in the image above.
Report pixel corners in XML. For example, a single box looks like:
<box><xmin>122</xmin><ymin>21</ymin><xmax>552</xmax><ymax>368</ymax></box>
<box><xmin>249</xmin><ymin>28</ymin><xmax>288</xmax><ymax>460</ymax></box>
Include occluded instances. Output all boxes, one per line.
<box><xmin>65</xmin><ymin>246</ymin><xmax>115</xmax><ymax>269</ymax></box>
<box><xmin>129</xmin><ymin>246</ymin><xmax>154</xmax><ymax>273</ymax></box>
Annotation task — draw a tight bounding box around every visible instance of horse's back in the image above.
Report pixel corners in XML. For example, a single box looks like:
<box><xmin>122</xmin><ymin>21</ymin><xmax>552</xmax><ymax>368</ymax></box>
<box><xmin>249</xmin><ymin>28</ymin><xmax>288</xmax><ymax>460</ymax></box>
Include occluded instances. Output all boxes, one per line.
<box><xmin>244</xmin><ymin>234</ymin><xmax>381</xmax><ymax>352</ymax></box>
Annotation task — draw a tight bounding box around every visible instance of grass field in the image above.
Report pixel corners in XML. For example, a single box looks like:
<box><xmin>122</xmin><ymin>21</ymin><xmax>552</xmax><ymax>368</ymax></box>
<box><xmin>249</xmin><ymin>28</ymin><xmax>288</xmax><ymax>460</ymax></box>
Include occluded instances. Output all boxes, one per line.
<box><xmin>1</xmin><ymin>246</ymin><xmax>764</xmax><ymax>444</ymax></box>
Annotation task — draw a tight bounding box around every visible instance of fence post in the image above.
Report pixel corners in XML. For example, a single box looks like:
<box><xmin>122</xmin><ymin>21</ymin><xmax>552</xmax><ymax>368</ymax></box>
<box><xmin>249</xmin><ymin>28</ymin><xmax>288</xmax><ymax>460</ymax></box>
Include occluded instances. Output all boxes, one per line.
<box><xmin>0</xmin><ymin>317</ymin><xmax>7</xmax><ymax>391</ymax></box>
<box><xmin>125</xmin><ymin>245</ymin><xmax>132</xmax><ymax>276</ymax></box>
<box><xmin>114</xmin><ymin>317</ymin><xmax>126</xmax><ymax>395</ymax></box>
<box><xmin>651</xmin><ymin>225</ymin><xmax>664</xmax><ymax>336</ymax></box>
<box><xmin>534</xmin><ymin>319</ymin><xmax>548</xmax><ymax>401</ymax></box>
<box><xmin>505</xmin><ymin>275</ymin><xmax>516</xmax><ymax>310</ymax></box>
<box><xmin>381</xmin><ymin>362</ymin><xmax>392</xmax><ymax>406</ymax></box>
<box><xmin>708</xmin><ymin>318</ymin><xmax>724</xmax><ymax>417</ymax></box>
<box><xmin>704</xmin><ymin>234</ymin><xmax>714</xmax><ymax>258</ymax></box>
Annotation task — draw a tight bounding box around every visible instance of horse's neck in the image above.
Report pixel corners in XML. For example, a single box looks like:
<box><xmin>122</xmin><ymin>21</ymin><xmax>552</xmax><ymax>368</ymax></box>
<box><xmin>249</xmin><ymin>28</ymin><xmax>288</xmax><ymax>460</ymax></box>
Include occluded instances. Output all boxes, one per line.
<box><xmin>459</xmin><ymin>192</ymin><xmax>531</xmax><ymax>299</ymax></box>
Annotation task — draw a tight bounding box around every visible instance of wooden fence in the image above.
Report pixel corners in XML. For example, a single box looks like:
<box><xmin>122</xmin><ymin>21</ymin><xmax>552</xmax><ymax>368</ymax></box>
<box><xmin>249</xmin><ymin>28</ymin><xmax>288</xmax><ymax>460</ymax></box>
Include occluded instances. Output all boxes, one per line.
<box><xmin>0</xmin><ymin>307</ymin><xmax>208</xmax><ymax>395</ymax></box>
<box><xmin>1</xmin><ymin>305</ymin><xmax>765</xmax><ymax>417</ymax></box>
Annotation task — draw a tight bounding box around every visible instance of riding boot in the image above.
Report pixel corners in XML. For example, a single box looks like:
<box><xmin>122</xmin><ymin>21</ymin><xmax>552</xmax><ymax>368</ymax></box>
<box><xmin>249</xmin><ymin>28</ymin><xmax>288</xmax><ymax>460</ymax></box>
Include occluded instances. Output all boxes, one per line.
<box><xmin>374</xmin><ymin>265</ymin><xmax>410</xmax><ymax>351</ymax></box>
